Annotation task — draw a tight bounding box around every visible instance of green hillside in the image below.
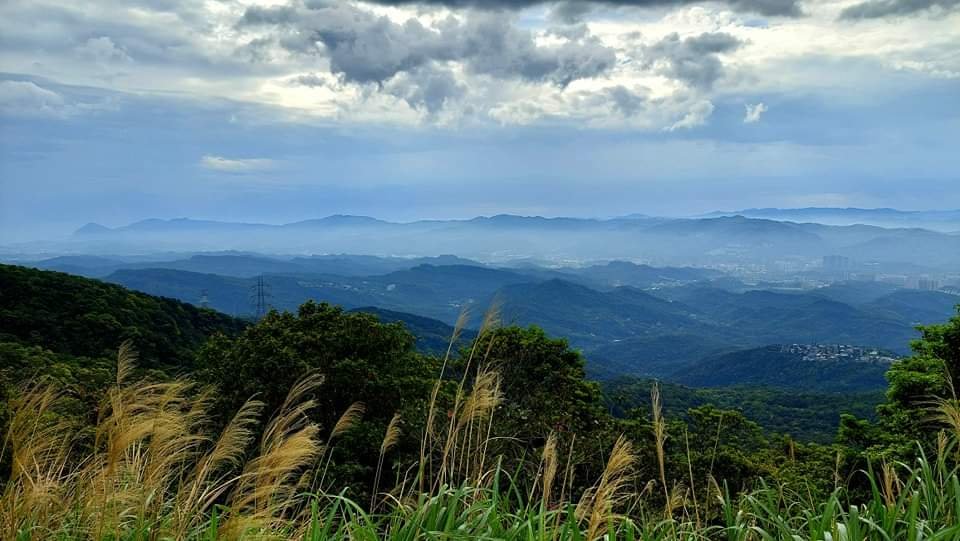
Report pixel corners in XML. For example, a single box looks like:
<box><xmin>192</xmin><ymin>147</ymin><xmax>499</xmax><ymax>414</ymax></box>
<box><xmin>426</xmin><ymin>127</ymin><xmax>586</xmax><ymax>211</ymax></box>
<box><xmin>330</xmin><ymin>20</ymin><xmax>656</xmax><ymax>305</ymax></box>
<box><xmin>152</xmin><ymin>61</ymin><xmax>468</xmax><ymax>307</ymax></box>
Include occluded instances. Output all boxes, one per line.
<box><xmin>603</xmin><ymin>376</ymin><xmax>883</xmax><ymax>443</ymax></box>
<box><xmin>0</xmin><ymin>264</ymin><xmax>245</xmax><ymax>367</ymax></box>
<box><xmin>673</xmin><ymin>344</ymin><xmax>893</xmax><ymax>392</ymax></box>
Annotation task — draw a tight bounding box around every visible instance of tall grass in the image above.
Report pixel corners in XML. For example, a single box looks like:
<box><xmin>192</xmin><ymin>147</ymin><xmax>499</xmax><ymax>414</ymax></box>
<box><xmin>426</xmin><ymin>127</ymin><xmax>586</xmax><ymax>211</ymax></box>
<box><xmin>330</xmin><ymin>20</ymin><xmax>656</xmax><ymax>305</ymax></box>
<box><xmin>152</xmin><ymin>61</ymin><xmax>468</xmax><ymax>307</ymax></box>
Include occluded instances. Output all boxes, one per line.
<box><xmin>3</xmin><ymin>329</ymin><xmax>960</xmax><ymax>539</ymax></box>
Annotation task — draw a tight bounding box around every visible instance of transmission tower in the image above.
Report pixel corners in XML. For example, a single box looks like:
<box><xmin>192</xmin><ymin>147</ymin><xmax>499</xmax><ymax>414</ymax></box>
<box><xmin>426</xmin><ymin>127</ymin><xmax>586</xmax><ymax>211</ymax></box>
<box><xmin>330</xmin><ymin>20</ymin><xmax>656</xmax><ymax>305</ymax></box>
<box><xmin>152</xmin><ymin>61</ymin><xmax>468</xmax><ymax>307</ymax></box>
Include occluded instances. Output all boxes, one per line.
<box><xmin>250</xmin><ymin>275</ymin><xmax>272</xmax><ymax>320</ymax></box>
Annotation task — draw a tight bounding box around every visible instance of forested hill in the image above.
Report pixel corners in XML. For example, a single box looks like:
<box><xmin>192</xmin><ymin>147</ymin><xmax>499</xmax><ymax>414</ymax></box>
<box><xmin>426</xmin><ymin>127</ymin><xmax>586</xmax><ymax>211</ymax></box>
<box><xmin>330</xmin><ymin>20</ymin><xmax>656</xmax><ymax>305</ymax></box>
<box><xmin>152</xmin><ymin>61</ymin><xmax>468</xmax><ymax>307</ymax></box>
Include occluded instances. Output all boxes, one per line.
<box><xmin>602</xmin><ymin>377</ymin><xmax>882</xmax><ymax>442</ymax></box>
<box><xmin>673</xmin><ymin>344</ymin><xmax>894</xmax><ymax>392</ymax></box>
<box><xmin>0</xmin><ymin>264</ymin><xmax>246</xmax><ymax>368</ymax></box>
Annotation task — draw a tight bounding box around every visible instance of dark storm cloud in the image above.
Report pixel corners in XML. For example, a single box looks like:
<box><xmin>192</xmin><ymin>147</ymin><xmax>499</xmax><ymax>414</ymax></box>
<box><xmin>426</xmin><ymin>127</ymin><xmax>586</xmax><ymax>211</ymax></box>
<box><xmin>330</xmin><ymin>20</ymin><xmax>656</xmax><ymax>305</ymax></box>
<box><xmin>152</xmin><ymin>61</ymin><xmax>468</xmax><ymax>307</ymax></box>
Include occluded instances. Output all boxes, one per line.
<box><xmin>457</xmin><ymin>13</ymin><xmax>616</xmax><ymax>86</ymax></box>
<box><xmin>550</xmin><ymin>2</ymin><xmax>596</xmax><ymax>23</ymax></box>
<box><xmin>385</xmin><ymin>65</ymin><xmax>466</xmax><ymax>113</ymax></box>
<box><xmin>643</xmin><ymin>32</ymin><xmax>743</xmax><ymax>90</ymax></box>
<box><xmin>606</xmin><ymin>85</ymin><xmax>647</xmax><ymax>116</ymax></box>
<box><xmin>240</xmin><ymin>2</ymin><xmax>617</xmax><ymax>91</ymax></box>
<box><xmin>363</xmin><ymin>0</ymin><xmax>804</xmax><ymax>17</ymax></box>
<box><xmin>839</xmin><ymin>0</ymin><xmax>959</xmax><ymax>19</ymax></box>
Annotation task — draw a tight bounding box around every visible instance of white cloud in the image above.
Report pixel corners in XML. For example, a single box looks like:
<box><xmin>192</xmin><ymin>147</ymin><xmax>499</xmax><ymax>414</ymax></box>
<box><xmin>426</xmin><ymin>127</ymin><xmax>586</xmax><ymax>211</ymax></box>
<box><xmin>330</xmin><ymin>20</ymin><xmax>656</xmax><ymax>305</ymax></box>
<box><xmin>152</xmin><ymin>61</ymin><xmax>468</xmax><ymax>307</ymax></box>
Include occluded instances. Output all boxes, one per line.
<box><xmin>743</xmin><ymin>102</ymin><xmax>767</xmax><ymax>123</ymax></box>
<box><xmin>76</xmin><ymin>37</ymin><xmax>132</xmax><ymax>64</ymax></box>
<box><xmin>0</xmin><ymin>80</ymin><xmax>69</xmax><ymax>117</ymax></box>
<box><xmin>0</xmin><ymin>0</ymin><xmax>957</xmax><ymax>131</ymax></box>
<box><xmin>200</xmin><ymin>155</ymin><xmax>276</xmax><ymax>173</ymax></box>
<box><xmin>667</xmin><ymin>99</ymin><xmax>714</xmax><ymax>131</ymax></box>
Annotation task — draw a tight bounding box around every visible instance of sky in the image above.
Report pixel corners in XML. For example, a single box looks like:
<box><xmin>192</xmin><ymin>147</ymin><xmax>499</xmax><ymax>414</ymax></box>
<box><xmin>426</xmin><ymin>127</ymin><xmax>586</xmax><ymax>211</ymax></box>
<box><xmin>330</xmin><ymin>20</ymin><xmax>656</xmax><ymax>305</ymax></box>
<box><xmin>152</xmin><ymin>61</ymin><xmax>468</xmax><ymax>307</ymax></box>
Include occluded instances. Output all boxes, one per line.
<box><xmin>0</xmin><ymin>0</ymin><xmax>958</xmax><ymax>242</ymax></box>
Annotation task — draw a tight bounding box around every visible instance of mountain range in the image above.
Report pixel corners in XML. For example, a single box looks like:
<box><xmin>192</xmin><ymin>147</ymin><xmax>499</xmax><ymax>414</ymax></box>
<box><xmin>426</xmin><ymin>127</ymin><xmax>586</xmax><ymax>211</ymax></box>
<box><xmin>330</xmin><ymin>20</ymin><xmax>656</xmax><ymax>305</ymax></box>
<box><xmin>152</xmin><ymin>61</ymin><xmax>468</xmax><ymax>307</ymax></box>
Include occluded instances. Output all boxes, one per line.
<box><xmin>56</xmin><ymin>255</ymin><xmax>957</xmax><ymax>381</ymax></box>
<box><xmin>1</xmin><ymin>263</ymin><xmax>896</xmax><ymax>443</ymax></box>
<box><xmin>8</xmin><ymin>211</ymin><xmax>958</xmax><ymax>270</ymax></box>
<box><xmin>702</xmin><ymin>208</ymin><xmax>960</xmax><ymax>232</ymax></box>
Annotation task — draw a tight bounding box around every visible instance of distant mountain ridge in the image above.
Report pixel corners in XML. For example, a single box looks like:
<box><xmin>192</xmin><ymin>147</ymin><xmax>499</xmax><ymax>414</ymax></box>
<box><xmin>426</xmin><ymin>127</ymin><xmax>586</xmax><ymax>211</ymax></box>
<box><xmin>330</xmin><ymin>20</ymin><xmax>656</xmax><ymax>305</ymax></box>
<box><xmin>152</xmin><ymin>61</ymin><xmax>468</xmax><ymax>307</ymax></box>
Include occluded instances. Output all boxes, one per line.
<box><xmin>50</xmin><ymin>212</ymin><xmax>960</xmax><ymax>270</ymax></box>
<box><xmin>71</xmin><ymin>214</ymin><xmax>640</xmax><ymax>237</ymax></box>
<box><xmin>74</xmin><ymin>209</ymin><xmax>960</xmax><ymax>238</ymax></box>
<box><xmin>22</xmin><ymin>253</ymin><xmax>485</xmax><ymax>279</ymax></box>
<box><xmin>75</xmin><ymin>215</ymin><xmax>392</xmax><ymax>235</ymax></box>
<box><xmin>703</xmin><ymin>207</ymin><xmax>960</xmax><ymax>232</ymax></box>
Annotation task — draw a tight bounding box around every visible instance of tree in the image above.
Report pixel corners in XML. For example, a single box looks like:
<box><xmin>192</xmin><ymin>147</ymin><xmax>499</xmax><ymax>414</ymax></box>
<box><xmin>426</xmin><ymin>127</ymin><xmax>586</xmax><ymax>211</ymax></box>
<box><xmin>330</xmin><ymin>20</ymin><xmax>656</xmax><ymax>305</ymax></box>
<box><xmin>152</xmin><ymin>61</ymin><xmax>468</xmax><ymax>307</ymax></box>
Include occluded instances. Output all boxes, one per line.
<box><xmin>196</xmin><ymin>301</ymin><xmax>441</xmax><ymax>494</ymax></box>
<box><xmin>454</xmin><ymin>325</ymin><xmax>617</xmax><ymax>490</ymax></box>
<box><xmin>839</xmin><ymin>306</ymin><xmax>960</xmax><ymax>461</ymax></box>
<box><xmin>463</xmin><ymin>326</ymin><xmax>610</xmax><ymax>444</ymax></box>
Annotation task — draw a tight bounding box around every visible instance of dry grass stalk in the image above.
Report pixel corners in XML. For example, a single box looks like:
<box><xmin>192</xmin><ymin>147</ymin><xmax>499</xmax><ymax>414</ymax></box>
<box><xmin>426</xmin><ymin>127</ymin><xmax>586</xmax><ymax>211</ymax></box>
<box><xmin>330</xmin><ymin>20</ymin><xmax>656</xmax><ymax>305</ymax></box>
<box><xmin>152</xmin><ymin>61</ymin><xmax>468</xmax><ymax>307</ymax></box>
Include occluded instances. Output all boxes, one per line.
<box><xmin>936</xmin><ymin>398</ymin><xmax>960</xmax><ymax>442</ymax></box>
<box><xmin>651</xmin><ymin>383</ymin><xmax>670</xmax><ymax>517</ymax></box>
<box><xmin>173</xmin><ymin>397</ymin><xmax>265</xmax><ymax>537</ymax></box>
<box><xmin>331</xmin><ymin>402</ymin><xmax>366</xmax><ymax>441</ymax></box>
<box><xmin>0</xmin><ymin>383</ymin><xmax>76</xmax><ymax>539</ymax></box>
<box><xmin>443</xmin><ymin>303</ymin><xmax>500</xmax><ymax>486</ymax></box>
<box><xmin>577</xmin><ymin>435</ymin><xmax>637</xmax><ymax>540</ymax></box>
<box><xmin>83</xmin><ymin>344</ymin><xmax>214</xmax><ymax>538</ymax></box>
<box><xmin>541</xmin><ymin>432</ymin><xmax>559</xmax><ymax>507</ymax></box>
<box><xmin>315</xmin><ymin>401</ymin><xmax>366</xmax><ymax>492</ymax></box>
<box><xmin>372</xmin><ymin>413</ymin><xmax>403</xmax><ymax>509</ymax></box>
<box><xmin>880</xmin><ymin>461</ymin><xmax>900</xmax><ymax>507</ymax></box>
<box><xmin>222</xmin><ymin>371</ymin><xmax>324</xmax><ymax>537</ymax></box>
<box><xmin>683</xmin><ymin>428</ymin><xmax>701</xmax><ymax>528</ymax></box>
<box><xmin>0</xmin><ymin>341</ymin><xmax>279</xmax><ymax>539</ymax></box>
<box><xmin>419</xmin><ymin>306</ymin><xmax>470</xmax><ymax>493</ymax></box>
<box><xmin>440</xmin><ymin>367</ymin><xmax>502</xmax><ymax>486</ymax></box>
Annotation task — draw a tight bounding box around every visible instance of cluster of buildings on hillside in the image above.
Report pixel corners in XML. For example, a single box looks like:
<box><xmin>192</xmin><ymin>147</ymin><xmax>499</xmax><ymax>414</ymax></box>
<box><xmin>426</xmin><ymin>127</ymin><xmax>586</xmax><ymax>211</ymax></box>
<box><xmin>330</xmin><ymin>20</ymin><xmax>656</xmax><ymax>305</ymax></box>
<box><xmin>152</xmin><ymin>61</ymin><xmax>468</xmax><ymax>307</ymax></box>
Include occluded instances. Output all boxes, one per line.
<box><xmin>779</xmin><ymin>344</ymin><xmax>898</xmax><ymax>365</ymax></box>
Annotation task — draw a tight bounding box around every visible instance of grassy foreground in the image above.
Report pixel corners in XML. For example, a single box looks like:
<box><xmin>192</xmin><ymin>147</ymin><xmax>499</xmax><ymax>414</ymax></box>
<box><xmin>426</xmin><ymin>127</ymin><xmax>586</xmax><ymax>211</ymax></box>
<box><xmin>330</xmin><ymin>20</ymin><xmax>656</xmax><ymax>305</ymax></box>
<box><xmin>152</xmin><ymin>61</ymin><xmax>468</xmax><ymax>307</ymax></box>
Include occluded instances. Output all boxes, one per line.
<box><xmin>3</xmin><ymin>338</ymin><xmax>960</xmax><ymax>540</ymax></box>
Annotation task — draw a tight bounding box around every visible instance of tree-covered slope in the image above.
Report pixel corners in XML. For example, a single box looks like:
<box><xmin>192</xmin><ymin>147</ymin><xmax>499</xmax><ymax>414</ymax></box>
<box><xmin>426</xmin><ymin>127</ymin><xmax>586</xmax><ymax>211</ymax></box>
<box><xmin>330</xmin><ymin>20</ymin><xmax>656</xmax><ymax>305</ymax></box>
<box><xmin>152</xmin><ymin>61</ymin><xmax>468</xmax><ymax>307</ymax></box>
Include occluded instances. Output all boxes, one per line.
<box><xmin>603</xmin><ymin>376</ymin><xmax>883</xmax><ymax>442</ymax></box>
<box><xmin>497</xmin><ymin>279</ymin><xmax>704</xmax><ymax>349</ymax></box>
<box><xmin>673</xmin><ymin>344</ymin><xmax>893</xmax><ymax>392</ymax></box>
<box><xmin>0</xmin><ymin>264</ymin><xmax>245</xmax><ymax>368</ymax></box>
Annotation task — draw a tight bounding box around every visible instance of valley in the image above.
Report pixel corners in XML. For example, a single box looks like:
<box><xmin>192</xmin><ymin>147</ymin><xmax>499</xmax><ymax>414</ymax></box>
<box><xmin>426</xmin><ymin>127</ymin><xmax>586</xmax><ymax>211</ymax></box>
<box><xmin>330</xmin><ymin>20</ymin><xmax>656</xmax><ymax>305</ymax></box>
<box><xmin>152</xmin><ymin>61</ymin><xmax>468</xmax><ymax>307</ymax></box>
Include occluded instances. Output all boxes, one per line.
<box><xmin>8</xmin><ymin>246</ymin><xmax>957</xmax><ymax>392</ymax></box>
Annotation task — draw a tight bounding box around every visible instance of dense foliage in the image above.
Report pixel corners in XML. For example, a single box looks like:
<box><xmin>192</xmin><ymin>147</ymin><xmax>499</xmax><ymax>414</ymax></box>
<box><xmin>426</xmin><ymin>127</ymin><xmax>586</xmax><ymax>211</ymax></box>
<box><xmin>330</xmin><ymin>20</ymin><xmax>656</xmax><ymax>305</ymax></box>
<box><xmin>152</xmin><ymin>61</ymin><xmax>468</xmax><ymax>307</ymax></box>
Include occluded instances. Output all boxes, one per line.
<box><xmin>604</xmin><ymin>377</ymin><xmax>883</xmax><ymax>442</ymax></box>
<box><xmin>1</xmin><ymin>264</ymin><xmax>959</xmax><ymax>539</ymax></box>
<box><xmin>0</xmin><ymin>263</ymin><xmax>245</xmax><ymax>366</ymax></box>
<box><xmin>197</xmin><ymin>301</ymin><xmax>443</xmax><ymax>497</ymax></box>
<box><xmin>0</xmin><ymin>264</ymin><xmax>246</xmax><ymax>451</ymax></box>
<box><xmin>839</xmin><ymin>306</ymin><xmax>960</xmax><ymax>461</ymax></box>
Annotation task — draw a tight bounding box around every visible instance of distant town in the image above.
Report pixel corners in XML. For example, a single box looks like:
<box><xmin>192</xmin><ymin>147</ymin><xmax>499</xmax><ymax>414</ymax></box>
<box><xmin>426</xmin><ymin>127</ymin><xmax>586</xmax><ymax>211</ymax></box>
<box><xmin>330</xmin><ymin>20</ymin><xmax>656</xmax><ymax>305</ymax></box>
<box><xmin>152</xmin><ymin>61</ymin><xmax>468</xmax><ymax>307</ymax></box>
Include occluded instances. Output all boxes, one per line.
<box><xmin>698</xmin><ymin>254</ymin><xmax>960</xmax><ymax>294</ymax></box>
<box><xmin>779</xmin><ymin>344</ymin><xmax>899</xmax><ymax>365</ymax></box>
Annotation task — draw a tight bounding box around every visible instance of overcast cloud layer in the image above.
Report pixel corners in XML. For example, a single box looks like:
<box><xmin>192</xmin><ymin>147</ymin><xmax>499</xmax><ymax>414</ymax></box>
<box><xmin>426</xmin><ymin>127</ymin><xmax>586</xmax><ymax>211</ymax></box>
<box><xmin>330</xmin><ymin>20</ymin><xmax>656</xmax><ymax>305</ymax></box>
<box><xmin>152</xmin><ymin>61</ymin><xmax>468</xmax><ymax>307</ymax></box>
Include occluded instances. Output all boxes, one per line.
<box><xmin>0</xmin><ymin>0</ymin><xmax>958</xmax><ymax>242</ymax></box>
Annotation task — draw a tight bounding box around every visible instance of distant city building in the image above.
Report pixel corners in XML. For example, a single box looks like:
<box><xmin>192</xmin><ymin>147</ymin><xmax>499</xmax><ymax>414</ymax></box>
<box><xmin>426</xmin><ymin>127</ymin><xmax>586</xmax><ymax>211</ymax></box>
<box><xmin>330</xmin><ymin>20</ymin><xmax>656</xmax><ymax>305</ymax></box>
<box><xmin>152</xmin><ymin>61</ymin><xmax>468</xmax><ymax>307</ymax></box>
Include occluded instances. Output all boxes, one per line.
<box><xmin>822</xmin><ymin>255</ymin><xmax>852</xmax><ymax>270</ymax></box>
<box><xmin>918</xmin><ymin>278</ymin><xmax>941</xmax><ymax>291</ymax></box>
<box><xmin>878</xmin><ymin>274</ymin><xmax>908</xmax><ymax>287</ymax></box>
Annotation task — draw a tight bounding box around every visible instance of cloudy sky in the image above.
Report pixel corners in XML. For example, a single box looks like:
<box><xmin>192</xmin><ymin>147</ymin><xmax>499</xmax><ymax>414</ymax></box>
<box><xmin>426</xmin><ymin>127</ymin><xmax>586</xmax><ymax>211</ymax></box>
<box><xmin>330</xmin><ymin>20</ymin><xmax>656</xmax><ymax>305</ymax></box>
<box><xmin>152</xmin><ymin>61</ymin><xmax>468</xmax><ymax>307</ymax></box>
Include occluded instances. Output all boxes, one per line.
<box><xmin>0</xmin><ymin>0</ymin><xmax>958</xmax><ymax>241</ymax></box>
